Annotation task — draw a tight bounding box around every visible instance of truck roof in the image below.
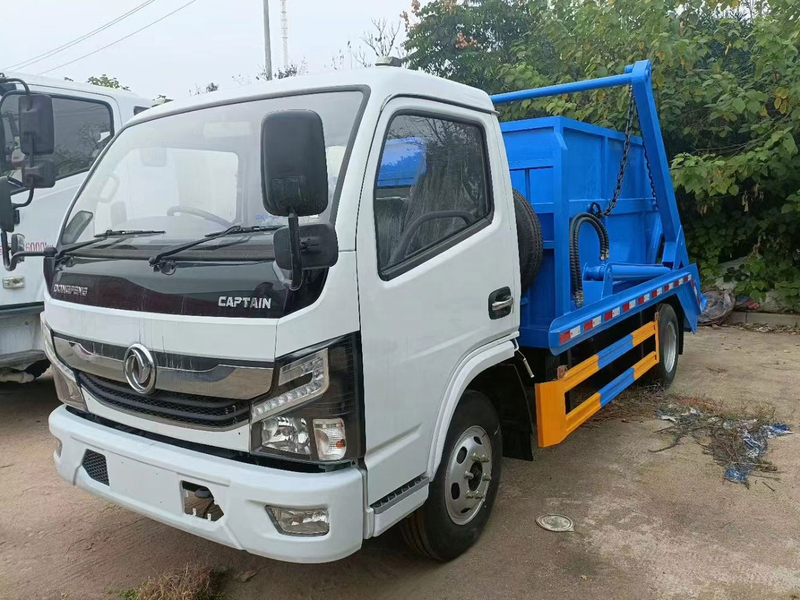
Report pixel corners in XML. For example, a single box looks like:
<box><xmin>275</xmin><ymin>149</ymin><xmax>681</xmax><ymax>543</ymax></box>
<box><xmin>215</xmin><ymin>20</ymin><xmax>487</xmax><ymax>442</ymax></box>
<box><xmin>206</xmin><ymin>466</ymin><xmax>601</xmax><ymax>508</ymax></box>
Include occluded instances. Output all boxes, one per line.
<box><xmin>129</xmin><ymin>66</ymin><xmax>495</xmax><ymax>126</ymax></box>
<box><xmin>3</xmin><ymin>71</ymin><xmax>150</xmax><ymax>104</ymax></box>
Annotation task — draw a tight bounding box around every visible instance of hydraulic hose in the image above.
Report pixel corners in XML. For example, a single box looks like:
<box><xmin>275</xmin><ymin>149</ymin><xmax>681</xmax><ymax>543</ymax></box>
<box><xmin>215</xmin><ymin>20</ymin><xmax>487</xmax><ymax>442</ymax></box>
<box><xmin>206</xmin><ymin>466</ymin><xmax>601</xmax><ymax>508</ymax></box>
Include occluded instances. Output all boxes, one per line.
<box><xmin>569</xmin><ymin>212</ymin><xmax>609</xmax><ymax>307</ymax></box>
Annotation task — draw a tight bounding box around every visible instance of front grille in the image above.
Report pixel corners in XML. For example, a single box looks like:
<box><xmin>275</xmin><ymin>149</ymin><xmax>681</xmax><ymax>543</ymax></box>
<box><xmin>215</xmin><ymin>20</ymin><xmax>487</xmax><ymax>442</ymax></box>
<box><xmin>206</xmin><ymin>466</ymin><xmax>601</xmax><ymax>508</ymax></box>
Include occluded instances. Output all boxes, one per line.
<box><xmin>77</xmin><ymin>372</ymin><xmax>250</xmax><ymax>428</ymax></box>
<box><xmin>82</xmin><ymin>449</ymin><xmax>109</xmax><ymax>485</ymax></box>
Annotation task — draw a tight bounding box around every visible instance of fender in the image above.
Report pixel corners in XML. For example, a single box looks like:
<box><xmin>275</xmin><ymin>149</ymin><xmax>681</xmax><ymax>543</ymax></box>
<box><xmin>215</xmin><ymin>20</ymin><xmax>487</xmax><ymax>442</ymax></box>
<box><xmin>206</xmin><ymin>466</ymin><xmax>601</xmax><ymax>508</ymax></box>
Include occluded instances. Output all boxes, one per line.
<box><xmin>426</xmin><ymin>335</ymin><xmax>516</xmax><ymax>477</ymax></box>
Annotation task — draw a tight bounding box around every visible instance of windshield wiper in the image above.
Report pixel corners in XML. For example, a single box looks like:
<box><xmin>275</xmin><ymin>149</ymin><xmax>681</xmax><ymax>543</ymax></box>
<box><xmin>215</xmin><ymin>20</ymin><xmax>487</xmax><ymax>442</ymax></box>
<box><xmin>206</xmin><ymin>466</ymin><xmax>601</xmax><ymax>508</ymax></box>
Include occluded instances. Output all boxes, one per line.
<box><xmin>57</xmin><ymin>229</ymin><xmax>166</xmax><ymax>259</ymax></box>
<box><xmin>148</xmin><ymin>224</ymin><xmax>280</xmax><ymax>266</ymax></box>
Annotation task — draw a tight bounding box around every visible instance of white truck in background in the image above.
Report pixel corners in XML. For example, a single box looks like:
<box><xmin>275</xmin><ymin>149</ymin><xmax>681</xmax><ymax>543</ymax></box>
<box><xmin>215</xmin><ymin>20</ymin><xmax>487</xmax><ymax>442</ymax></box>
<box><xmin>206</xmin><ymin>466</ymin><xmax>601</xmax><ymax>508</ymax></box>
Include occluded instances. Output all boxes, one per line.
<box><xmin>0</xmin><ymin>73</ymin><xmax>149</xmax><ymax>382</ymax></box>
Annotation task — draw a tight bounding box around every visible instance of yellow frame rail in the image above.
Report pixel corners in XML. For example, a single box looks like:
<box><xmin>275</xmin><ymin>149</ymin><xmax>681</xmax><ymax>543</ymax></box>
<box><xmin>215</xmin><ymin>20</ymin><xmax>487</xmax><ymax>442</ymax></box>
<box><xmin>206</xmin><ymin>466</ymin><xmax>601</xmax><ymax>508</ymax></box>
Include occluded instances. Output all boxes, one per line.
<box><xmin>534</xmin><ymin>317</ymin><xmax>660</xmax><ymax>447</ymax></box>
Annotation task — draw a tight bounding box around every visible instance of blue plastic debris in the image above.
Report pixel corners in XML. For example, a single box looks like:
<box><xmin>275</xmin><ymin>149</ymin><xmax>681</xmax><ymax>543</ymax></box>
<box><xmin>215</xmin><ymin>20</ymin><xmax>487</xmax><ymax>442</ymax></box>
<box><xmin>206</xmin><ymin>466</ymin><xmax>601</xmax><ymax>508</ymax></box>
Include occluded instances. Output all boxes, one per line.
<box><xmin>724</xmin><ymin>467</ymin><xmax>750</xmax><ymax>484</ymax></box>
<box><xmin>655</xmin><ymin>403</ymin><xmax>791</xmax><ymax>486</ymax></box>
<box><xmin>724</xmin><ymin>423</ymin><xmax>791</xmax><ymax>485</ymax></box>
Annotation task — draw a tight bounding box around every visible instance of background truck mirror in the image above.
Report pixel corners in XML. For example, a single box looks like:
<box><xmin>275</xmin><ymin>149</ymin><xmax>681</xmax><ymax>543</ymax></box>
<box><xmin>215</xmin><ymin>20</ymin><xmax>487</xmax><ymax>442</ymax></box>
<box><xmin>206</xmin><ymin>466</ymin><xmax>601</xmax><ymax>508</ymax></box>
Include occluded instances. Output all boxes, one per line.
<box><xmin>0</xmin><ymin>113</ymin><xmax>6</xmax><ymax>174</ymax></box>
<box><xmin>22</xmin><ymin>158</ymin><xmax>56</xmax><ymax>189</ymax></box>
<box><xmin>19</xmin><ymin>93</ymin><xmax>54</xmax><ymax>156</ymax></box>
<box><xmin>0</xmin><ymin>177</ymin><xmax>14</xmax><ymax>232</ymax></box>
<box><xmin>274</xmin><ymin>223</ymin><xmax>338</xmax><ymax>272</ymax></box>
<box><xmin>261</xmin><ymin>110</ymin><xmax>328</xmax><ymax>217</ymax></box>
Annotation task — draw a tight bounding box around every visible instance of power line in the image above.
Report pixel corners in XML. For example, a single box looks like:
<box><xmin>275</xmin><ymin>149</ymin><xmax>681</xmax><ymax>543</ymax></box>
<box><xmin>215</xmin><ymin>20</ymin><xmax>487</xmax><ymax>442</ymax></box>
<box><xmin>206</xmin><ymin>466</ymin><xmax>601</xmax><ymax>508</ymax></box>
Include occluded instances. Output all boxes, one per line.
<box><xmin>2</xmin><ymin>0</ymin><xmax>160</xmax><ymax>71</ymax></box>
<box><xmin>39</xmin><ymin>0</ymin><xmax>202</xmax><ymax>75</ymax></box>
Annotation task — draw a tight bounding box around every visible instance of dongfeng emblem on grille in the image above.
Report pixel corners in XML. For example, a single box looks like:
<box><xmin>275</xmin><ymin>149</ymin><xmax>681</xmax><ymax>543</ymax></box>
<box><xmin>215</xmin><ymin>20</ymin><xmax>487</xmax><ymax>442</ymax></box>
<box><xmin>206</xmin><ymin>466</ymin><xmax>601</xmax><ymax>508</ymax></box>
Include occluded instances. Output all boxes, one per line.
<box><xmin>123</xmin><ymin>343</ymin><xmax>156</xmax><ymax>395</ymax></box>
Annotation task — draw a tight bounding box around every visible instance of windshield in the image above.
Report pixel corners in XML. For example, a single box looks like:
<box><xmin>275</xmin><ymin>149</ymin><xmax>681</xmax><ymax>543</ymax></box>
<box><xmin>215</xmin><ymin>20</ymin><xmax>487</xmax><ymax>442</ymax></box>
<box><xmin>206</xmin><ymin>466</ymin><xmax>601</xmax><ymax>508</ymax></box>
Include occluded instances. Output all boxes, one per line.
<box><xmin>60</xmin><ymin>90</ymin><xmax>365</xmax><ymax>253</ymax></box>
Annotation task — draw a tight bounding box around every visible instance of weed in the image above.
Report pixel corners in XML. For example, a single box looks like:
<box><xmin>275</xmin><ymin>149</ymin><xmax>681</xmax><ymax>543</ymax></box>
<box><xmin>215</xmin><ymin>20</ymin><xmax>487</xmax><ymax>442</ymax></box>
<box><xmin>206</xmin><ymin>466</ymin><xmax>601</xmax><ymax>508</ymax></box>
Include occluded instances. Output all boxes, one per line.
<box><xmin>116</xmin><ymin>565</ymin><xmax>226</xmax><ymax>600</ymax></box>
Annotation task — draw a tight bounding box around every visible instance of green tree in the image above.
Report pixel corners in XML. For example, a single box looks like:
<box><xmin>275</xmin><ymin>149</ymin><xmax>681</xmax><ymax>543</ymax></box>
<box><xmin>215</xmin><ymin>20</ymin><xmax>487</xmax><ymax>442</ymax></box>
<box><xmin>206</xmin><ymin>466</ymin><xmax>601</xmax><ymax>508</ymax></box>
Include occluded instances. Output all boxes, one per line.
<box><xmin>405</xmin><ymin>0</ymin><xmax>800</xmax><ymax>309</ymax></box>
<box><xmin>86</xmin><ymin>74</ymin><xmax>129</xmax><ymax>90</ymax></box>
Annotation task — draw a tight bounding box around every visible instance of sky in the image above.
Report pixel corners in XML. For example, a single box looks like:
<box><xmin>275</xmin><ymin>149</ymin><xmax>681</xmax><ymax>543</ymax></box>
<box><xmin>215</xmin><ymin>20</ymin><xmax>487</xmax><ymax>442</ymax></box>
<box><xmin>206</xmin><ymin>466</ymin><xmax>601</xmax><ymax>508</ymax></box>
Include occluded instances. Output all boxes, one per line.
<box><xmin>1</xmin><ymin>0</ymin><xmax>412</xmax><ymax>100</ymax></box>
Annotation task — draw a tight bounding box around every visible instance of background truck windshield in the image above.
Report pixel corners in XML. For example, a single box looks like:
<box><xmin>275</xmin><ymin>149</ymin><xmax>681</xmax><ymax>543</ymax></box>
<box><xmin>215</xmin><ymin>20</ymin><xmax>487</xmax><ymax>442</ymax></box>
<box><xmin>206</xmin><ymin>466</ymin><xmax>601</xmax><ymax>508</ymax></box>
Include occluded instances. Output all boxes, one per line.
<box><xmin>60</xmin><ymin>90</ymin><xmax>364</xmax><ymax>251</ymax></box>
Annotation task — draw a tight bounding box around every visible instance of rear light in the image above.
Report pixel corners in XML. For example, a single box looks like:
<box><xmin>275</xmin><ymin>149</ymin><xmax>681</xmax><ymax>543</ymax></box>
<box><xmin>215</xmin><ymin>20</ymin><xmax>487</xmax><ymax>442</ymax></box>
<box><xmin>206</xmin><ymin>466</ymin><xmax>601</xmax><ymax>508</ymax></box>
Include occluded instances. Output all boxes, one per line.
<box><xmin>250</xmin><ymin>334</ymin><xmax>363</xmax><ymax>463</ymax></box>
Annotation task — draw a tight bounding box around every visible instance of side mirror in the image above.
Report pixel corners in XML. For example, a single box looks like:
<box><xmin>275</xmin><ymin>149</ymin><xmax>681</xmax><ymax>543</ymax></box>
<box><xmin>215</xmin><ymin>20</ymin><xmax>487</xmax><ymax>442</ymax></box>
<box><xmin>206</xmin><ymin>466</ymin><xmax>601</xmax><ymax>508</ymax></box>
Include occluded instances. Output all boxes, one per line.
<box><xmin>22</xmin><ymin>158</ymin><xmax>56</xmax><ymax>189</ymax></box>
<box><xmin>262</xmin><ymin>110</ymin><xmax>328</xmax><ymax>217</ymax></box>
<box><xmin>0</xmin><ymin>177</ymin><xmax>14</xmax><ymax>232</ymax></box>
<box><xmin>9</xmin><ymin>232</ymin><xmax>25</xmax><ymax>263</ymax></box>
<box><xmin>274</xmin><ymin>223</ymin><xmax>338</xmax><ymax>272</ymax></box>
<box><xmin>19</xmin><ymin>93</ymin><xmax>54</xmax><ymax>156</ymax></box>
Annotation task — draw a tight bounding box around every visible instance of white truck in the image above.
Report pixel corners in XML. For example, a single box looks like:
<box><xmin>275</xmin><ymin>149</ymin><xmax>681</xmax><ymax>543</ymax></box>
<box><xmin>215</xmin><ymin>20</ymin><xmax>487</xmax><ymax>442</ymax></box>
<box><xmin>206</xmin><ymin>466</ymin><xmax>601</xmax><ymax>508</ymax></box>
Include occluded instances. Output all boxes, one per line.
<box><xmin>0</xmin><ymin>73</ymin><xmax>148</xmax><ymax>381</ymax></box>
<box><xmin>0</xmin><ymin>61</ymin><xmax>702</xmax><ymax>562</ymax></box>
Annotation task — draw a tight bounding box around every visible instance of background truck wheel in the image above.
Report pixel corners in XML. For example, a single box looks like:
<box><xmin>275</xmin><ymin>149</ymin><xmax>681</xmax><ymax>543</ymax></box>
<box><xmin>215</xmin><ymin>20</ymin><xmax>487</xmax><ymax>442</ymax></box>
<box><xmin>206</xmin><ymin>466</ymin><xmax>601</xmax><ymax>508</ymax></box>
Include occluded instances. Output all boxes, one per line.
<box><xmin>649</xmin><ymin>304</ymin><xmax>680</xmax><ymax>388</ymax></box>
<box><xmin>512</xmin><ymin>189</ymin><xmax>543</xmax><ymax>291</ymax></box>
<box><xmin>24</xmin><ymin>360</ymin><xmax>50</xmax><ymax>380</ymax></box>
<box><xmin>400</xmin><ymin>390</ymin><xmax>502</xmax><ymax>561</ymax></box>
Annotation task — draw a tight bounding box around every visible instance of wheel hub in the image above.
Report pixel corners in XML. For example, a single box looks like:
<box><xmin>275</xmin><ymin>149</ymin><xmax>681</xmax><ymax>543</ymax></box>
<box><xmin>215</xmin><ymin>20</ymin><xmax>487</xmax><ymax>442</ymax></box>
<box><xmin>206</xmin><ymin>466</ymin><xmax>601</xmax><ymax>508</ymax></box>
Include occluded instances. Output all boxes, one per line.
<box><xmin>445</xmin><ymin>425</ymin><xmax>493</xmax><ymax>525</ymax></box>
<box><xmin>664</xmin><ymin>321</ymin><xmax>678</xmax><ymax>373</ymax></box>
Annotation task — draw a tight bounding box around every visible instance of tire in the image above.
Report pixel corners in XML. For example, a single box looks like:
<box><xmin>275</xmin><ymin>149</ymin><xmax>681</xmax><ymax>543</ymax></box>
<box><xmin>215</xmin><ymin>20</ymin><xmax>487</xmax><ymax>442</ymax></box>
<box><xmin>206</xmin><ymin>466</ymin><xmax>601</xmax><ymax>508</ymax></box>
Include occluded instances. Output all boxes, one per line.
<box><xmin>649</xmin><ymin>304</ymin><xmax>680</xmax><ymax>388</ymax></box>
<box><xmin>400</xmin><ymin>390</ymin><xmax>502</xmax><ymax>561</ymax></box>
<box><xmin>513</xmin><ymin>189</ymin><xmax>543</xmax><ymax>291</ymax></box>
<box><xmin>24</xmin><ymin>360</ymin><xmax>50</xmax><ymax>379</ymax></box>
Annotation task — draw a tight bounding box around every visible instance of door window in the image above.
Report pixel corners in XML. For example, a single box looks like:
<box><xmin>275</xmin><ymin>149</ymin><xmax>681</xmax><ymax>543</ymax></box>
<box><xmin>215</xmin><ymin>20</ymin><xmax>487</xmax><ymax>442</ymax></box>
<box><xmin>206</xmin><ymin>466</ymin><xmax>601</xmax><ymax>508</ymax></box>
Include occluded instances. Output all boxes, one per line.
<box><xmin>1</xmin><ymin>94</ymin><xmax>113</xmax><ymax>192</ymax></box>
<box><xmin>373</xmin><ymin>113</ymin><xmax>491</xmax><ymax>275</ymax></box>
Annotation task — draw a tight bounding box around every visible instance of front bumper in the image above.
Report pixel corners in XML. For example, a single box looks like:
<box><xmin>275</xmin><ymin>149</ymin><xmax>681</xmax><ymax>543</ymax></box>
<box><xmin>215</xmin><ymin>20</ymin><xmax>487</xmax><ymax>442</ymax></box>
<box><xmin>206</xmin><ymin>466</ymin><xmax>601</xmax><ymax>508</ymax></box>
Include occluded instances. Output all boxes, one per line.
<box><xmin>49</xmin><ymin>405</ymin><xmax>365</xmax><ymax>563</ymax></box>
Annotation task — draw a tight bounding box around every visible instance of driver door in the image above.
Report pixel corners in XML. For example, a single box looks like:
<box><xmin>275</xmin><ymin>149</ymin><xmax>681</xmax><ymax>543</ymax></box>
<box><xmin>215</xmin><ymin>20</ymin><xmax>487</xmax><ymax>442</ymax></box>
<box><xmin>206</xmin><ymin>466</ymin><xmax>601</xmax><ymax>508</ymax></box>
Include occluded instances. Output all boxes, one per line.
<box><xmin>356</xmin><ymin>98</ymin><xmax>519</xmax><ymax>504</ymax></box>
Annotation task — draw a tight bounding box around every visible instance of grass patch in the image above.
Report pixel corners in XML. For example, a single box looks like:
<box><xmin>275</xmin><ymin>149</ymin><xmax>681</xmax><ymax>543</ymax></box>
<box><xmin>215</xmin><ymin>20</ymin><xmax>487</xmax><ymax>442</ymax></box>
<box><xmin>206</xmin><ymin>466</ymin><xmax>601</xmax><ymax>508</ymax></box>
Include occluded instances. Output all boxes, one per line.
<box><xmin>117</xmin><ymin>565</ymin><xmax>226</xmax><ymax>600</ymax></box>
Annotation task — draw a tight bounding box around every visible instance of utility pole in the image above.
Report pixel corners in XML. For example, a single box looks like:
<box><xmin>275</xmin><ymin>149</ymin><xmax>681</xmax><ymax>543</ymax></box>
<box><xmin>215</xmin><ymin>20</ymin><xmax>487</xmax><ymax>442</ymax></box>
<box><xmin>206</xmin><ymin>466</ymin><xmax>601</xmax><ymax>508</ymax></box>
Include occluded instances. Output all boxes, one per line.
<box><xmin>263</xmin><ymin>0</ymin><xmax>273</xmax><ymax>80</ymax></box>
<box><xmin>280</xmin><ymin>0</ymin><xmax>289</xmax><ymax>69</ymax></box>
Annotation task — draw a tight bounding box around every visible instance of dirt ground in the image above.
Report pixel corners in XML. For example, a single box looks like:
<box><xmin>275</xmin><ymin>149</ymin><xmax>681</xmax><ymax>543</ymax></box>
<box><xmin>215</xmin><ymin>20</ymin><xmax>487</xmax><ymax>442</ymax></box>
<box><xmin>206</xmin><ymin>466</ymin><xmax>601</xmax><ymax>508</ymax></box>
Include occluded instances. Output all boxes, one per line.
<box><xmin>1</xmin><ymin>327</ymin><xmax>799</xmax><ymax>600</ymax></box>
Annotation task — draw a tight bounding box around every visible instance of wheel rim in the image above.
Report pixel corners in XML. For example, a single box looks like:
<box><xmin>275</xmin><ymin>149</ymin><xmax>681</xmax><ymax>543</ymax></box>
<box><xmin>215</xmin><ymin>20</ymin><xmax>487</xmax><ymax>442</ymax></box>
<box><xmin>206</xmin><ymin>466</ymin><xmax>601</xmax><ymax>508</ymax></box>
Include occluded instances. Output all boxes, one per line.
<box><xmin>444</xmin><ymin>425</ymin><xmax>493</xmax><ymax>525</ymax></box>
<box><xmin>663</xmin><ymin>321</ymin><xmax>678</xmax><ymax>373</ymax></box>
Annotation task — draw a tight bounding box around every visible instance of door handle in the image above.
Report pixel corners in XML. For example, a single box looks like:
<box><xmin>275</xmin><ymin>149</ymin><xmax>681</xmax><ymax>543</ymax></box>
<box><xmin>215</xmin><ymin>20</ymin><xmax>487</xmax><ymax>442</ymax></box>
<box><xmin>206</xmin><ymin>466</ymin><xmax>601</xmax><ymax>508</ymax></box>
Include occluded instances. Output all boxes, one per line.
<box><xmin>488</xmin><ymin>287</ymin><xmax>513</xmax><ymax>319</ymax></box>
<box><xmin>492</xmin><ymin>297</ymin><xmax>513</xmax><ymax>312</ymax></box>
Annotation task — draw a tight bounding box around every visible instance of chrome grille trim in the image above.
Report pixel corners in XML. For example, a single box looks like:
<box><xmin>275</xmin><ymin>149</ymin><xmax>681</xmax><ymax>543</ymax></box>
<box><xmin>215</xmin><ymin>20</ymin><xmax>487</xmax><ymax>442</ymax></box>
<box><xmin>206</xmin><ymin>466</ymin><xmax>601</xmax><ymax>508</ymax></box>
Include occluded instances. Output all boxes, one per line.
<box><xmin>54</xmin><ymin>336</ymin><xmax>273</xmax><ymax>400</ymax></box>
<box><xmin>78</xmin><ymin>372</ymin><xmax>251</xmax><ymax>429</ymax></box>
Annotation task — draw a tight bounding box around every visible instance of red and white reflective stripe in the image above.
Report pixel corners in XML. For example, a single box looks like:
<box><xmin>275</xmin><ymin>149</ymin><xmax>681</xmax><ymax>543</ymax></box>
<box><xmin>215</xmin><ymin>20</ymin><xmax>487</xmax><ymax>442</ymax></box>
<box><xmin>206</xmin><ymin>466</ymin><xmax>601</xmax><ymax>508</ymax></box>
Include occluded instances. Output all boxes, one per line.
<box><xmin>623</xmin><ymin>298</ymin><xmax>637</xmax><ymax>312</ymax></box>
<box><xmin>556</xmin><ymin>272</ymin><xmax>697</xmax><ymax>344</ymax></box>
<box><xmin>583</xmin><ymin>315</ymin><xmax>602</xmax><ymax>332</ymax></box>
<box><xmin>559</xmin><ymin>324</ymin><xmax>583</xmax><ymax>344</ymax></box>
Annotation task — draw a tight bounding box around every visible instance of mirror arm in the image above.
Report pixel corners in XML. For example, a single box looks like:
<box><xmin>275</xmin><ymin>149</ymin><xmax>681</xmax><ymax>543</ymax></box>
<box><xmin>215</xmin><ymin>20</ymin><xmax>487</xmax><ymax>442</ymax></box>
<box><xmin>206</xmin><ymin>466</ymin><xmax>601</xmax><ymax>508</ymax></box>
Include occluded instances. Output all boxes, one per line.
<box><xmin>14</xmin><ymin>188</ymin><xmax>34</xmax><ymax>209</ymax></box>
<box><xmin>287</xmin><ymin>211</ymin><xmax>303</xmax><ymax>291</ymax></box>
<box><xmin>0</xmin><ymin>76</ymin><xmax>31</xmax><ymax>96</ymax></box>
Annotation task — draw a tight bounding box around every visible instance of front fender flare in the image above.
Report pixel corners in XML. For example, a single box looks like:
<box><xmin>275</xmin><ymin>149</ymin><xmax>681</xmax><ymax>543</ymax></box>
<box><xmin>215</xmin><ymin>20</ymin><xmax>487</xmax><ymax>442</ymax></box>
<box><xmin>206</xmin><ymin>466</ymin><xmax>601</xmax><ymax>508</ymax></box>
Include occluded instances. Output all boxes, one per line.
<box><xmin>426</xmin><ymin>337</ymin><xmax>516</xmax><ymax>478</ymax></box>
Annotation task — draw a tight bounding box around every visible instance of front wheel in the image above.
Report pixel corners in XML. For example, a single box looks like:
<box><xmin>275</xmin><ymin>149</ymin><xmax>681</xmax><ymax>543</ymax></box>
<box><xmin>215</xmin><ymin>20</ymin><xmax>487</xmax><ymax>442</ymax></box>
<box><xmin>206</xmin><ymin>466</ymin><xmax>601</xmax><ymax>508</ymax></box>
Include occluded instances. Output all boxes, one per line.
<box><xmin>400</xmin><ymin>390</ymin><xmax>502</xmax><ymax>561</ymax></box>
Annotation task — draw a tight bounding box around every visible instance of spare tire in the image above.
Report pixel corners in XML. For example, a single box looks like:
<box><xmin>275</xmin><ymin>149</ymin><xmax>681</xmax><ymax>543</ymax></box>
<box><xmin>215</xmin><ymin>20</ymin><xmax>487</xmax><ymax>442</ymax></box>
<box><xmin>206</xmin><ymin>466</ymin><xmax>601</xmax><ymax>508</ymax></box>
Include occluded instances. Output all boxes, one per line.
<box><xmin>513</xmin><ymin>188</ymin><xmax>543</xmax><ymax>291</ymax></box>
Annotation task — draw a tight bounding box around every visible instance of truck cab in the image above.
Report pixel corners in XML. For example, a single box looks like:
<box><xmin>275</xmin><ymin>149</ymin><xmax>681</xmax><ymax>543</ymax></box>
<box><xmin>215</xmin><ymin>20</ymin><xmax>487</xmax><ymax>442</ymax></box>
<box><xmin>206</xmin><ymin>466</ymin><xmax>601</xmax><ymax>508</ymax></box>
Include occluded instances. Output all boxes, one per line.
<box><xmin>33</xmin><ymin>62</ymin><xmax>702</xmax><ymax>563</ymax></box>
<box><xmin>0</xmin><ymin>74</ymin><xmax>149</xmax><ymax>381</ymax></box>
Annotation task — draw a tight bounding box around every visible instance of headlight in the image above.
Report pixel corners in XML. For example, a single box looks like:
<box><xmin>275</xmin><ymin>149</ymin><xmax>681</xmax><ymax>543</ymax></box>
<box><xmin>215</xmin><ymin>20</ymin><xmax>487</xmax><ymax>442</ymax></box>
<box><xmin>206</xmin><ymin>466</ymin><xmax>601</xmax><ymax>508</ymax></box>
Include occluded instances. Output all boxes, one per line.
<box><xmin>259</xmin><ymin>416</ymin><xmax>311</xmax><ymax>456</ymax></box>
<box><xmin>251</xmin><ymin>349</ymin><xmax>329</xmax><ymax>422</ymax></box>
<box><xmin>250</xmin><ymin>334</ymin><xmax>363</xmax><ymax>463</ymax></box>
<box><xmin>41</xmin><ymin>315</ymin><xmax>87</xmax><ymax>411</ymax></box>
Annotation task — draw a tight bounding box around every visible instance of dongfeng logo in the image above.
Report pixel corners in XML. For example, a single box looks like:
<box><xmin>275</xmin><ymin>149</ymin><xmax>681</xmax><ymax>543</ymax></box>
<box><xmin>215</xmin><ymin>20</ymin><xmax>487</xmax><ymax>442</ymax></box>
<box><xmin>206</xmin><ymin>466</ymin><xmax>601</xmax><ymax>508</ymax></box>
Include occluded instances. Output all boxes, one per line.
<box><xmin>52</xmin><ymin>284</ymin><xmax>88</xmax><ymax>296</ymax></box>
<box><xmin>123</xmin><ymin>344</ymin><xmax>156</xmax><ymax>395</ymax></box>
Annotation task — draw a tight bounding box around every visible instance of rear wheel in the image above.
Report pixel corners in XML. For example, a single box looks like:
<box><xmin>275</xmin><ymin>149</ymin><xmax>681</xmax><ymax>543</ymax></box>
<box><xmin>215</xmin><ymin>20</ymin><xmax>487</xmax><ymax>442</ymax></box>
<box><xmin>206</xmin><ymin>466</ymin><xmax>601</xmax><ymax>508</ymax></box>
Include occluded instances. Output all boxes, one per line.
<box><xmin>400</xmin><ymin>390</ymin><xmax>502</xmax><ymax>561</ymax></box>
<box><xmin>649</xmin><ymin>304</ymin><xmax>680</xmax><ymax>387</ymax></box>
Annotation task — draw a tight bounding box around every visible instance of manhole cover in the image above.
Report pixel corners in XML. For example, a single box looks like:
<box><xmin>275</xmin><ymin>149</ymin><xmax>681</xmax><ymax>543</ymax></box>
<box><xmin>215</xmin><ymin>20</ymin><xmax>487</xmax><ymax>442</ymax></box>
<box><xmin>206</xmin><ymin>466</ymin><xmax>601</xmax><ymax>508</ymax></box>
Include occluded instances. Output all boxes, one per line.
<box><xmin>536</xmin><ymin>514</ymin><xmax>574</xmax><ymax>532</ymax></box>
